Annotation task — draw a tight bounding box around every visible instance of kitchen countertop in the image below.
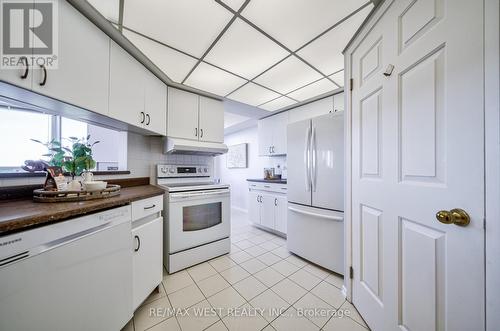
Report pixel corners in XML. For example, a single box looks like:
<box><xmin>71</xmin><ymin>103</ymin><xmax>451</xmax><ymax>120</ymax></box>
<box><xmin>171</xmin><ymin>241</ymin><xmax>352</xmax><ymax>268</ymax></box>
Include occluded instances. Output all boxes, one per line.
<box><xmin>247</xmin><ymin>178</ymin><xmax>287</xmax><ymax>184</ymax></box>
<box><xmin>0</xmin><ymin>185</ymin><xmax>165</xmax><ymax>236</ymax></box>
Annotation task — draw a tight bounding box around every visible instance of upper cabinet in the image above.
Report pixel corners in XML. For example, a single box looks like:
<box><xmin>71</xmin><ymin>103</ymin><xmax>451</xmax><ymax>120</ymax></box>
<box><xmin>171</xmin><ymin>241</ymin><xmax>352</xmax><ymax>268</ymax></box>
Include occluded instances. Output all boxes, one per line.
<box><xmin>288</xmin><ymin>96</ymin><xmax>334</xmax><ymax>124</ymax></box>
<box><xmin>168</xmin><ymin>88</ymin><xmax>224</xmax><ymax>143</ymax></box>
<box><xmin>258</xmin><ymin>111</ymin><xmax>288</xmax><ymax>156</ymax></box>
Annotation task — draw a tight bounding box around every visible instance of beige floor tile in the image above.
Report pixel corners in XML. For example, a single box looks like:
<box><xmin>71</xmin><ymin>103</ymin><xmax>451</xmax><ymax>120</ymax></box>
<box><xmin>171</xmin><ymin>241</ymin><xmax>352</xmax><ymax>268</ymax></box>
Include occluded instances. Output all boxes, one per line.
<box><xmin>205</xmin><ymin>320</ymin><xmax>229</xmax><ymax>331</ymax></box>
<box><xmin>233</xmin><ymin>276</ymin><xmax>267</xmax><ymax>301</ymax></box>
<box><xmin>220</xmin><ymin>265</ymin><xmax>251</xmax><ymax>284</ymax></box>
<box><xmin>207</xmin><ymin>287</ymin><xmax>246</xmax><ymax>317</ymax></box>
<box><xmin>248</xmin><ymin>235</ymin><xmax>268</xmax><ymax>245</ymax></box>
<box><xmin>303</xmin><ymin>264</ymin><xmax>331</xmax><ymax>279</ymax></box>
<box><xmin>259</xmin><ymin>241</ymin><xmax>280</xmax><ymax>251</ymax></box>
<box><xmin>271</xmin><ymin>307</ymin><xmax>319</xmax><ymax>331</ymax></box>
<box><xmin>259</xmin><ymin>232</ymin><xmax>277</xmax><ymax>240</ymax></box>
<box><xmin>240</xmin><ymin>258</ymin><xmax>268</xmax><ymax>274</ymax></box>
<box><xmin>249</xmin><ymin>289</ymin><xmax>290</xmax><ymax>322</ymax></box>
<box><xmin>293</xmin><ymin>293</ymin><xmax>335</xmax><ymax>328</ymax></box>
<box><xmin>121</xmin><ymin>318</ymin><xmax>134</xmax><ymax>331</ymax></box>
<box><xmin>323</xmin><ymin>315</ymin><xmax>368</xmax><ymax>331</ymax></box>
<box><xmin>230</xmin><ymin>244</ymin><xmax>242</xmax><ymax>253</ymax></box>
<box><xmin>310</xmin><ymin>281</ymin><xmax>345</xmax><ymax>308</ymax></box>
<box><xmin>271</xmin><ymin>246</ymin><xmax>292</xmax><ymax>259</ymax></box>
<box><xmin>176</xmin><ymin>300</ymin><xmax>220</xmax><ymax>331</ymax></box>
<box><xmin>222</xmin><ymin>303</ymin><xmax>268</xmax><ymax>331</ymax></box>
<box><xmin>168</xmin><ymin>284</ymin><xmax>205</xmax><ymax>309</ymax></box>
<box><xmin>284</xmin><ymin>255</ymin><xmax>309</xmax><ymax>268</ymax></box>
<box><xmin>147</xmin><ymin>317</ymin><xmax>180</xmax><ymax>331</ymax></box>
<box><xmin>163</xmin><ymin>270</ymin><xmax>195</xmax><ymax>294</ymax></box>
<box><xmin>245</xmin><ymin>245</ymin><xmax>267</xmax><ymax>257</ymax></box>
<box><xmin>254</xmin><ymin>267</ymin><xmax>285</xmax><ymax>287</ymax></box>
<box><xmin>271</xmin><ymin>260</ymin><xmax>300</xmax><ymax>277</ymax></box>
<box><xmin>271</xmin><ymin>237</ymin><xmax>286</xmax><ymax>246</ymax></box>
<box><xmin>257</xmin><ymin>252</ymin><xmax>283</xmax><ymax>266</ymax></box>
<box><xmin>197</xmin><ymin>274</ymin><xmax>231</xmax><ymax>297</ymax></box>
<box><xmin>340</xmin><ymin>301</ymin><xmax>368</xmax><ymax>329</ymax></box>
<box><xmin>271</xmin><ymin>278</ymin><xmax>307</xmax><ymax>304</ymax></box>
<box><xmin>187</xmin><ymin>262</ymin><xmax>218</xmax><ymax>282</ymax></box>
<box><xmin>209</xmin><ymin>255</ymin><xmax>238</xmax><ymax>272</ymax></box>
<box><xmin>325</xmin><ymin>273</ymin><xmax>344</xmax><ymax>289</ymax></box>
<box><xmin>288</xmin><ymin>269</ymin><xmax>322</xmax><ymax>291</ymax></box>
<box><xmin>142</xmin><ymin>283</ymin><xmax>167</xmax><ymax>306</ymax></box>
<box><xmin>234</xmin><ymin>239</ymin><xmax>254</xmax><ymax>250</ymax></box>
<box><xmin>133</xmin><ymin>296</ymin><xmax>173</xmax><ymax>331</ymax></box>
<box><xmin>229</xmin><ymin>251</ymin><xmax>253</xmax><ymax>264</ymax></box>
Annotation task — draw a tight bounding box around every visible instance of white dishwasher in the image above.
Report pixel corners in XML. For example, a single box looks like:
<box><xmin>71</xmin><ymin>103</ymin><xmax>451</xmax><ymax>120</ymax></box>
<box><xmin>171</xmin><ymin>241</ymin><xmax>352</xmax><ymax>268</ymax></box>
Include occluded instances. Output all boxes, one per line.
<box><xmin>0</xmin><ymin>205</ymin><xmax>133</xmax><ymax>331</ymax></box>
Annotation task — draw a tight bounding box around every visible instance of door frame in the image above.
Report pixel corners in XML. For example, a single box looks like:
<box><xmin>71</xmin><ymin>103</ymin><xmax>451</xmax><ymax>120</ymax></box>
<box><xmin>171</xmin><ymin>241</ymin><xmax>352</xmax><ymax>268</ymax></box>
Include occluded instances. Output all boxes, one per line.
<box><xmin>343</xmin><ymin>1</ymin><xmax>499</xmax><ymax>330</ymax></box>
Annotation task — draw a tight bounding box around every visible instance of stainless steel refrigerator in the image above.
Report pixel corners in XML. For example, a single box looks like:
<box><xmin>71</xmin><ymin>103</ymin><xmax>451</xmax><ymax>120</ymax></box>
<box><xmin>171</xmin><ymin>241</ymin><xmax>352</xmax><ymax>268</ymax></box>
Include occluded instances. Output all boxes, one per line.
<box><xmin>286</xmin><ymin>112</ymin><xmax>344</xmax><ymax>274</ymax></box>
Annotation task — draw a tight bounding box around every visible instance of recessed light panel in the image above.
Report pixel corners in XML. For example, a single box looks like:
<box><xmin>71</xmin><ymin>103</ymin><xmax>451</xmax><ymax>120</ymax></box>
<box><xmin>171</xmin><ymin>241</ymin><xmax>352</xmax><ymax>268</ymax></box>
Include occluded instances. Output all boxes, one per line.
<box><xmin>287</xmin><ymin>78</ymin><xmax>338</xmax><ymax>101</ymax></box>
<box><xmin>227</xmin><ymin>82</ymin><xmax>281</xmax><ymax>106</ymax></box>
<box><xmin>87</xmin><ymin>0</ymin><xmax>120</xmax><ymax>23</ymax></box>
<box><xmin>330</xmin><ymin>71</ymin><xmax>345</xmax><ymax>87</ymax></box>
<box><xmin>184</xmin><ymin>62</ymin><xmax>247</xmax><ymax>96</ymax></box>
<box><xmin>259</xmin><ymin>96</ymin><xmax>296</xmax><ymax>112</ymax></box>
<box><xmin>220</xmin><ymin>0</ymin><xmax>247</xmax><ymax>12</ymax></box>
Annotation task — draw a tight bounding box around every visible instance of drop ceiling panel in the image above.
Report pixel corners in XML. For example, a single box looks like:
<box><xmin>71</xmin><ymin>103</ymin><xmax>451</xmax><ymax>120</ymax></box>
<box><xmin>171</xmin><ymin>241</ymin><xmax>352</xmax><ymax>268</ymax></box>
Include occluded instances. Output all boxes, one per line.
<box><xmin>259</xmin><ymin>96</ymin><xmax>296</xmax><ymax>112</ymax></box>
<box><xmin>123</xmin><ymin>30</ymin><xmax>198</xmax><ymax>83</ymax></box>
<box><xmin>224</xmin><ymin>111</ymin><xmax>250</xmax><ymax>128</ymax></box>
<box><xmin>242</xmin><ymin>0</ymin><xmax>370</xmax><ymax>50</ymax></box>
<box><xmin>123</xmin><ymin>0</ymin><xmax>233</xmax><ymax>57</ymax></box>
<box><xmin>254</xmin><ymin>56</ymin><xmax>322</xmax><ymax>94</ymax></box>
<box><xmin>205</xmin><ymin>19</ymin><xmax>289</xmax><ymax>79</ymax></box>
<box><xmin>220</xmin><ymin>0</ymin><xmax>247</xmax><ymax>12</ymax></box>
<box><xmin>287</xmin><ymin>78</ymin><xmax>338</xmax><ymax>101</ymax></box>
<box><xmin>227</xmin><ymin>82</ymin><xmax>281</xmax><ymax>106</ymax></box>
<box><xmin>297</xmin><ymin>5</ymin><xmax>372</xmax><ymax>74</ymax></box>
<box><xmin>330</xmin><ymin>71</ymin><xmax>345</xmax><ymax>87</ymax></box>
<box><xmin>185</xmin><ymin>62</ymin><xmax>247</xmax><ymax>96</ymax></box>
<box><xmin>87</xmin><ymin>0</ymin><xmax>119</xmax><ymax>23</ymax></box>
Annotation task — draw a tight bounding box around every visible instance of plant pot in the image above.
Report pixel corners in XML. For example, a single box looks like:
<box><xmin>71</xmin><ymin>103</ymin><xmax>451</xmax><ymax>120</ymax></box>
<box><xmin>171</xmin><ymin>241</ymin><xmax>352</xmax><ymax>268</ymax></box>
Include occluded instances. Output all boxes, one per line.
<box><xmin>67</xmin><ymin>179</ymin><xmax>81</xmax><ymax>191</ymax></box>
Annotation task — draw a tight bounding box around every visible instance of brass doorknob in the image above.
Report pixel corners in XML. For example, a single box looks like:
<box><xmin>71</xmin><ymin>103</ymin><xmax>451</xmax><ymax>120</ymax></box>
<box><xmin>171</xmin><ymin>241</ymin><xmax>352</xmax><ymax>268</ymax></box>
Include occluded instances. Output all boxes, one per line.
<box><xmin>436</xmin><ymin>209</ymin><xmax>470</xmax><ymax>226</ymax></box>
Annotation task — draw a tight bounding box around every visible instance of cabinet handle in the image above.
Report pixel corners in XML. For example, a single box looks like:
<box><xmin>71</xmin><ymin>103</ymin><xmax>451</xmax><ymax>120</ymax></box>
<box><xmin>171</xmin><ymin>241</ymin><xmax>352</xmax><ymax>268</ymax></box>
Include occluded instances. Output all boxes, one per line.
<box><xmin>275</xmin><ymin>198</ymin><xmax>278</xmax><ymax>206</ymax></box>
<box><xmin>272</xmin><ymin>146</ymin><xmax>275</xmax><ymax>153</ymax></box>
<box><xmin>269</xmin><ymin>146</ymin><xmax>272</xmax><ymax>154</ymax></box>
<box><xmin>257</xmin><ymin>195</ymin><xmax>260</xmax><ymax>202</ymax></box>
<box><xmin>134</xmin><ymin>235</ymin><xmax>141</xmax><ymax>252</ymax></box>
<box><xmin>20</xmin><ymin>56</ymin><xmax>29</xmax><ymax>79</ymax></box>
<box><xmin>39</xmin><ymin>64</ymin><xmax>47</xmax><ymax>86</ymax></box>
<box><xmin>140</xmin><ymin>112</ymin><xmax>145</xmax><ymax>124</ymax></box>
<box><xmin>200</xmin><ymin>129</ymin><xmax>203</xmax><ymax>138</ymax></box>
<box><xmin>195</xmin><ymin>128</ymin><xmax>198</xmax><ymax>137</ymax></box>
<box><xmin>144</xmin><ymin>204</ymin><xmax>156</xmax><ymax>210</ymax></box>
<box><xmin>145</xmin><ymin>113</ymin><xmax>150</xmax><ymax>125</ymax></box>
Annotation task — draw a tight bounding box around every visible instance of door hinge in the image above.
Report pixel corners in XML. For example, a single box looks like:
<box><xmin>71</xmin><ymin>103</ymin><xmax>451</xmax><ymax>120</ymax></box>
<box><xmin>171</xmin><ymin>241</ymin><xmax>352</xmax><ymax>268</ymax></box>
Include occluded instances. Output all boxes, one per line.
<box><xmin>349</xmin><ymin>266</ymin><xmax>354</xmax><ymax>279</ymax></box>
<box><xmin>349</xmin><ymin>78</ymin><xmax>353</xmax><ymax>91</ymax></box>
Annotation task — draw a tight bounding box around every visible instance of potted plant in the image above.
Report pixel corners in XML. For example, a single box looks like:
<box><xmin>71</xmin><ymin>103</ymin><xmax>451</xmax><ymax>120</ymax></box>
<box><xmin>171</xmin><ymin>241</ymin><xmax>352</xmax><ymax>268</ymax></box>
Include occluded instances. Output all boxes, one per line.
<box><xmin>63</xmin><ymin>135</ymin><xmax>99</xmax><ymax>190</ymax></box>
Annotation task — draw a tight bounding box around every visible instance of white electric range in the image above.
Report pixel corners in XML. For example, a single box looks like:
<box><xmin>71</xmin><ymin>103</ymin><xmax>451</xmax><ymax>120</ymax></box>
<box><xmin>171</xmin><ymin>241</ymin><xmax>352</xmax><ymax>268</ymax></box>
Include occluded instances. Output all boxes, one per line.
<box><xmin>157</xmin><ymin>164</ymin><xmax>230</xmax><ymax>273</ymax></box>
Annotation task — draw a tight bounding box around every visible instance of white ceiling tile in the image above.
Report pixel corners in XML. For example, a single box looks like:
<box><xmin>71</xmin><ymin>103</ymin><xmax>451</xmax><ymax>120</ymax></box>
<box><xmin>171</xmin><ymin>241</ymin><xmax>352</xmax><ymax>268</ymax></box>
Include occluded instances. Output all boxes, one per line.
<box><xmin>297</xmin><ymin>5</ymin><xmax>372</xmax><ymax>74</ymax></box>
<box><xmin>123</xmin><ymin>30</ymin><xmax>198</xmax><ymax>83</ymax></box>
<box><xmin>123</xmin><ymin>0</ymin><xmax>233</xmax><ymax>57</ymax></box>
<box><xmin>87</xmin><ymin>0</ymin><xmax>119</xmax><ymax>22</ymax></box>
<box><xmin>242</xmin><ymin>0</ymin><xmax>370</xmax><ymax>50</ymax></box>
<box><xmin>329</xmin><ymin>71</ymin><xmax>345</xmax><ymax>87</ymax></box>
<box><xmin>259</xmin><ymin>97</ymin><xmax>296</xmax><ymax>112</ymax></box>
<box><xmin>287</xmin><ymin>78</ymin><xmax>338</xmax><ymax>101</ymax></box>
<box><xmin>184</xmin><ymin>62</ymin><xmax>247</xmax><ymax>97</ymax></box>
<box><xmin>254</xmin><ymin>56</ymin><xmax>322</xmax><ymax>94</ymax></box>
<box><xmin>205</xmin><ymin>19</ymin><xmax>289</xmax><ymax>79</ymax></box>
<box><xmin>227</xmin><ymin>82</ymin><xmax>281</xmax><ymax>106</ymax></box>
<box><xmin>224</xmin><ymin>112</ymin><xmax>250</xmax><ymax>128</ymax></box>
<box><xmin>220</xmin><ymin>0</ymin><xmax>247</xmax><ymax>12</ymax></box>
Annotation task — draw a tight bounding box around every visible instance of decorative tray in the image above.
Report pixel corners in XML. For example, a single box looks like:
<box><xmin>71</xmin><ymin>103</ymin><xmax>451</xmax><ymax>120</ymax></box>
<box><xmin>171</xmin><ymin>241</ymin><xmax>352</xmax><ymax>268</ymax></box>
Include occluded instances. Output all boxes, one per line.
<box><xmin>33</xmin><ymin>185</ymin><xmax>121</xmax><ymax>202</ymax></box>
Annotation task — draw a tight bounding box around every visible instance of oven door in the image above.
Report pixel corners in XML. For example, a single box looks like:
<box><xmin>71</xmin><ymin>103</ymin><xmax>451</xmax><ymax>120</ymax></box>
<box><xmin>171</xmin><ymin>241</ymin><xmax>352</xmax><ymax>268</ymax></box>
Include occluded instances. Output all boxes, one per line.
<box><xmin>168</xmin><ymin>188</ymin><xmax>230</xmax><ymax>253</ymax></box>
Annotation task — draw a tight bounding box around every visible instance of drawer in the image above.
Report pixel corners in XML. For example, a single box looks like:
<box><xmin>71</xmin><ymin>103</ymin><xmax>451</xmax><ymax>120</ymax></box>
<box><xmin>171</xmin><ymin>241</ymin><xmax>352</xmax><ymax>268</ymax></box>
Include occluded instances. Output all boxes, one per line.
<box><xmin>132</xmin><ymin>195</ymin><xmax>163</xmax><ymax>221</ymax></box>
<box><xmin>248</xmin><ymin>182</ymin><xmax>287</xmax><ymax>194</ymax></box>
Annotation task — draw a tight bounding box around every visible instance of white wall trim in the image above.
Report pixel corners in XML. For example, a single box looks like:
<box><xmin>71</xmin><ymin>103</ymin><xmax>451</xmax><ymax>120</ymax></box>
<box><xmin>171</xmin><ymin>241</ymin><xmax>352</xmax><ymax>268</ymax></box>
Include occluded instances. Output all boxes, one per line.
<box><xmin>485</xmin><ymin>0</ymin><xmax>499</xmax><ymax>329</ymax></box>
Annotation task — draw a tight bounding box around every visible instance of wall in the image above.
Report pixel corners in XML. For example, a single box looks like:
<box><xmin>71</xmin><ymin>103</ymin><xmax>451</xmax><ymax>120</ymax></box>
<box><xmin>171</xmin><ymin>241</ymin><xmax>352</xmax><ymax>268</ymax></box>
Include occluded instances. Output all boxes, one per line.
<box><xmin>214</xmin><ymin>125</ymin><xmax>286</xmax><ymax>213</ymax></box>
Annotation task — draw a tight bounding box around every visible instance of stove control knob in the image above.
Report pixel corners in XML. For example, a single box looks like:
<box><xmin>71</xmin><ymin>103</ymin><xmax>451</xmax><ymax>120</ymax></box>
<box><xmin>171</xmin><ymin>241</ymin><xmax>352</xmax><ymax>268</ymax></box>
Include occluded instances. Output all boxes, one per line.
<box><xmin>169</xmin><ymin>168</ymin><xmax>175</xmax><ymax>174</ymax></box>
<box><xmin>198</xmin><ymin>168</ymin><xmax>202</xmax><ymax>173</ymax></box>
<box><xmin>160</xmin><ymin>167</ymin><xmax>167</xmax><ymax>173</ymax></box>
<box><xmin>204</xmin><ymin>168</ymin><xmax>208</xmax><ymax>173</ymax></box>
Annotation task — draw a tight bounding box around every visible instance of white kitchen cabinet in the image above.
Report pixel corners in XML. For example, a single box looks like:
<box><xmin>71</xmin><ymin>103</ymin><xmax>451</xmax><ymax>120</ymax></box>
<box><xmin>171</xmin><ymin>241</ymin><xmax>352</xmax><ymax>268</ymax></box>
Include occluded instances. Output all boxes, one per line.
<box><xmin>144</xmin><ymin>71</ymin><xmax>167</xmax><ymax>135</ymax></box>
<box><xmin>248</xmin><ymin>182</ymin><xmax>287</xmax><ymax>234</ymax></box>
<box><xmin>248</xmin><ymin>190</ymin><xmax>262</xmax><ymax>225</ymax></box>
<box><xmin>258</xmin><ymin>111</ymin><xmax>288</xmax><ymax>156</ymax></box>
<box><xmin>274</xmin><ymin>196</ymin><xmax>287</xmax><ymax>234</ymax></box>
<box><xmin>167</xmin><ymin>88</ymin><xmax>224</xmax><ymax>143</ymax></box>
<box><xmin>199</xmin><ymin>96</ymin><xmax>224</xmax><ymax>143</ymax></box>
<box><xmin>0</xmin><ymin>57</ymin><xmax>32</xmax><ymax>90</ymax></box>
<box><xmin>260</xmin><ymin>194</ymin><xmax>276</xmax><ymax>229</ymax></box>
<box><xmin>333</xmin><ymin>92</ymin><xmax>344</xmax><ymax>113</ymax></box>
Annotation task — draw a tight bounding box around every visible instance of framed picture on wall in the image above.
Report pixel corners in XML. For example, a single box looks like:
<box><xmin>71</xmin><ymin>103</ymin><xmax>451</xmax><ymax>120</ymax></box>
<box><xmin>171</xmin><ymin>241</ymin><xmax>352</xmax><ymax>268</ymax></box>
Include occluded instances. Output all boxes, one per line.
<box><xmin>227</xmin><ymin>143</ymin><xmax>247</xmax><ymax>169</ymax></box>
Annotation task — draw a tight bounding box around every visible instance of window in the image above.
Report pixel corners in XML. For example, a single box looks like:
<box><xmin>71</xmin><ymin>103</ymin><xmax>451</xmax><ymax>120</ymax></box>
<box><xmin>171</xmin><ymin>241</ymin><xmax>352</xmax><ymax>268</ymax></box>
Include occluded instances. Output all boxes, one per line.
<box><xmin>0</xmin><ymin>107</ymin><xmax>128</xmax><ymax>173</ymax></box>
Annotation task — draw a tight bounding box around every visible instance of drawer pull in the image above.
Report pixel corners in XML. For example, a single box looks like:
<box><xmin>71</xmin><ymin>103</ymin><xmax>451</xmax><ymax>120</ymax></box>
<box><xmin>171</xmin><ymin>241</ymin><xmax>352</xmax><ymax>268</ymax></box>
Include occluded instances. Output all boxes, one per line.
<box><xmin>144</xmin><ymin>204</ymin><xmax>156</xmax><ymax>210</ymax></box>
<box><xmin>134</xmin><ymin>235</ymin><xmax>141</xmax><ymax>252</ymax></box>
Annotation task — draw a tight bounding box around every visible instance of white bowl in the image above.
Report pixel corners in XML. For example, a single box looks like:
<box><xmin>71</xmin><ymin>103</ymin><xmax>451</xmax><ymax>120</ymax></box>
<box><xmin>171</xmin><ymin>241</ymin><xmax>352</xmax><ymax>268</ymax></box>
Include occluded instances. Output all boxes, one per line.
<box><xmin>83</xmin><ymin>181</ymin><xmax>107</xmax><ymax>191</ymax></box>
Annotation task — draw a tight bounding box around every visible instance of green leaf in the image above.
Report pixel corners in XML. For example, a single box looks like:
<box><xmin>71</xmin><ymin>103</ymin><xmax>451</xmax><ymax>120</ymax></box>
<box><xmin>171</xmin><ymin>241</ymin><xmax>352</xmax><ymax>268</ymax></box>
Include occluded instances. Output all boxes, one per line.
<box><xmin>30</xmin><ymin>139</ymin><xmax>42</xmax><ymax>144</ymax></box>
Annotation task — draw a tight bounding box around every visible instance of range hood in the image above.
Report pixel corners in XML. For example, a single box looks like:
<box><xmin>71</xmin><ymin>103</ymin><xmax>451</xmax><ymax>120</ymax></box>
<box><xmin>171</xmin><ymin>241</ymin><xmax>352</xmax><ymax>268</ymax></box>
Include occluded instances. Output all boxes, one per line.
<box><xmin>164</xmin><ymin>137</ymin><xmax>228</xmax><ymax>156</ymax></box>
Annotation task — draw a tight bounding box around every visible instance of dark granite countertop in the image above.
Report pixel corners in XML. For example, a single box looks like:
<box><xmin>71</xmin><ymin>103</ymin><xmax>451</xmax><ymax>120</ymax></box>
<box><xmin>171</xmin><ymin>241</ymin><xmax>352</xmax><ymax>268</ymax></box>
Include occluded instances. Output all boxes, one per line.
<box><xmin>0</xmin><ymin>184</ymin><xmax>165</xmax><ymax>236</ymax></box>
<box><xmin>247</xmin><ymin>178</ymin><xmax>287</xmax><ymax>184</ymax></box>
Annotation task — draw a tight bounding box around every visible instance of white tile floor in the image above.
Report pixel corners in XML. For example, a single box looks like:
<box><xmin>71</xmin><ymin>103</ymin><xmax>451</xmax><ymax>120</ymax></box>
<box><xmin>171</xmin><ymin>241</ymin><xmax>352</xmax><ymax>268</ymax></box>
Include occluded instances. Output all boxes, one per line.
<box><xmin>123</xmin><ymin>210</ymin><xmax>369</xmax><ymax>331</ymax></box>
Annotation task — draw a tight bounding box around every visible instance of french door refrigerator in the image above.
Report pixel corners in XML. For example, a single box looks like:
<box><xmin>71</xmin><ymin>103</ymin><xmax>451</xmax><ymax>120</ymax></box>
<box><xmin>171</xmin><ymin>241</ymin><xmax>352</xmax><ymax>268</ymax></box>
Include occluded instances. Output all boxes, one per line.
<box><xmin>287</xmin><ymin>112</ymin><xmax>344</xmax><ymax>274</ymax></box>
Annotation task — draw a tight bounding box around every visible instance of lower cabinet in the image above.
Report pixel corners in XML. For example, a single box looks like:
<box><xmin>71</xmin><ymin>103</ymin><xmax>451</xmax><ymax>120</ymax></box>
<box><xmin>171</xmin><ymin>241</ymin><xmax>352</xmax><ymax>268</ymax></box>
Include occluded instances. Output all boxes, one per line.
<box><xmin>248</xmin><ymin>182</ymin><xmax>287</xmax><ymax>235</ymax></box>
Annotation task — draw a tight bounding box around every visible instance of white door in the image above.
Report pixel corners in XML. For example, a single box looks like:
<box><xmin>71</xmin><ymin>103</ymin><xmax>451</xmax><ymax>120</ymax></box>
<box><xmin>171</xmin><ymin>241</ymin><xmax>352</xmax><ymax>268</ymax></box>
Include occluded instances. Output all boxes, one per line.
<box><xmin>287</xmin><ymin>119</ymin><xmax>311</xmax><ymax>205</ymax></box>
<box><xmin>144</xmin><ymin>72</ymin><xmax>167</xmax><ymax>135</ymax></box>
<box><xmin>199</xmin><ymin>96</ymin><xmax>224</xmax><ymax>143</ymax></box>
<box><xmin>260</xmin><ymin>193</ymin><xmax>275</xmax><ymax>229</ymax></box>
<box><xmin>274</xmin><ymin>195</ymin><xmax>287</xmax><ymax>234</ymax></box>
<box><xmin>271</xmin><ymin>112</ymin><xmax>288</xmax><ymax>155</ymax></box>
<box><xmin>167</xmin><ymin>88</ymin><xmax>199</xmax><ymax>140</ymax></box>
<box><xmin>350</xmin><ymin>1</ymin><xmax>485</xmax><ymax>330</ymax></box>
<box><xmin>33</xmin><ymin>0</ymin><xmax>110</xmax><ymax>115</ymax></box>
<box><xmin>311</xmin><ymin>113</ymin><xmax>344</xmax><ymax>211</ymax></box>
<box><xmin>248</xmin><ymin>191</ymin><xmax>261</xmax><ymax>225</ymax></box>
<box><xmin>258</xmin><ymin>118</ymin><xmax>273</xmax><ymax>156</ymax></box>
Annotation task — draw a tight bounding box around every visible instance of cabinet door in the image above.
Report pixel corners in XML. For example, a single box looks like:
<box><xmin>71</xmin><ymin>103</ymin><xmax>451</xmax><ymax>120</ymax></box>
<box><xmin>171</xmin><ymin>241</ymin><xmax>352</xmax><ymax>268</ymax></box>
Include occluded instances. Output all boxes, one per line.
<box><xmin>0</xmin><ymin>57</ymin><xmax>32</xmax><ymax>90</ymax></box>
<box><xmin>274</xmin><ymin>196</ymin><xmax>287</xmax><ymax>234</ymax></box>
<box><xmin>109</xmin><ymin>42</ymin><xmax>146</xmax><ymax>127</ymax></box>
<box><xmin>248</xmin><ymin>191</ymin><xmax>261</xmax><ymax>224</ymax></box>
<box><xmin>32</xmin><ymin>0</ymin><xmax>110</xmax><ymax>115</ymax></box>
<box><xmin>199</xmin><ymin>96</ymin><xmax>224</xmax><ymax>143</ymax></box>
<box><xmin>258</xmin><ymin>119</ymin><xmax>273</xmax><ymax>156</ymax></box>
<box><xmin>260</xmin><ymin>194</ymin><xmax>275</xmax><ymax>230</ymax></box>
<box><xmin>132</xmin><ymin>217</ymin><xmax>163</xmax><ymax>310</ymax></box>
<box><xmin>167</xmin><ymin>88</ymin><xmax>199</xmax><ymax>140</ymax></box>
<box><xmin>271</xmin><ymin>112</ymin><xmax>288</xmax><ymax>155</ymax></box>
<box><xmin>333</xmin><ymin>92</ymin><xmax>344</xmax><ymax>113</ymax></box>
<box><xmin>144</xmin><ymin>72</ymin><xmax>167</xmax><ymax>135</ymax></box>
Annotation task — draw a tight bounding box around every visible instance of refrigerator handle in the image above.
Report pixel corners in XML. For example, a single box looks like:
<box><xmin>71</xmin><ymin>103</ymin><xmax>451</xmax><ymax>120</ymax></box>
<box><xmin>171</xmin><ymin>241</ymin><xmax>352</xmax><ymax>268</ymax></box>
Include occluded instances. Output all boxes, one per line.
<box><xmin>304</xmin><ymin>125</ymin><xmax>312</xmax><ymax>192</ymax></box>
<box><xmin>311</xmin><ymin>126</ymin><xmax>317</xmax><ymax>192</ymax></box>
